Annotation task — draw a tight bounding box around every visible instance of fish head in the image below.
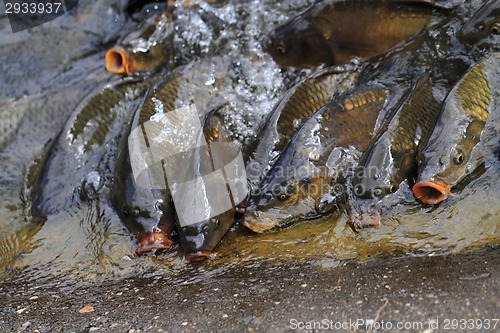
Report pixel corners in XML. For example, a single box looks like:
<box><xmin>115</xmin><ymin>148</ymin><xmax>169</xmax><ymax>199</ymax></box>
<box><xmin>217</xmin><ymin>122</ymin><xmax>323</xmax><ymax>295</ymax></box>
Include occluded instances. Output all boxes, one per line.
<box><xmin>106</xmin><ymin>45</ymin><xmax>169</xmax><ymax>75</ymax></box>
<box><xmin>263</xmin><ymin>17</ymin><xmax>332</xmax><ymax>68</ymax></box>
<box><xmin>354</xmin><ymin>139</ymin><xmax>398</xmax><ymax>200</ymax></box>
<box><xmin>244</xmin><ymin>164</ymin><xmax>330</xmax><ymax>232</ymax></box>
<box><xmin>458</xmin><ymin>0</ymin><xmax>500</xmax><ymax>48</ymax></box>
<box><xmin>414</xmin><ymin>117</ymin><xmax>485</xmax><ymax>205</ymax></box>
<box><xmin>178</xmin><ymin>208</ymin><xmax>236</xmax><ymax>261</ymax></box>
<box><xmin>119</xmin><ymin>184</ymin><xmax>175</xmax><ymax>254</ymax></box>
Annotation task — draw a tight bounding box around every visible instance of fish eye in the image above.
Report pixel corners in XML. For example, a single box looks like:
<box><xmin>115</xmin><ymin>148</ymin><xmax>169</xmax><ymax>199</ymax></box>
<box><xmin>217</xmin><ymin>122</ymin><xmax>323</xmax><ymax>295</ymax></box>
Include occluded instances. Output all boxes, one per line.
<box><xmin>452</xmin><ymin>148</ymin><xmax>465</xmax><ymax>165</ymax></box>
<box><xmin>278</xmin><ymin>193</ymin><xmax>288</xmax><ymax>200</ymax></box>
<box><xmin>154</xmin><ymin>200</ymin><xmax>164</xmax><ymax>211</ymax></box>
<box><xmin>276</xmin><ymin>43</ymin><xmax>287</xmax><ymax>55</ymax></box>
<box><xmin>389</xmin><ymin>185</ymin><xmax>396</xmax><ymax>193</ymax></box>
<box><xmin>490</xmin><ymin>23</ymin><xmax>500</xmax><ymax>35</ymax></box>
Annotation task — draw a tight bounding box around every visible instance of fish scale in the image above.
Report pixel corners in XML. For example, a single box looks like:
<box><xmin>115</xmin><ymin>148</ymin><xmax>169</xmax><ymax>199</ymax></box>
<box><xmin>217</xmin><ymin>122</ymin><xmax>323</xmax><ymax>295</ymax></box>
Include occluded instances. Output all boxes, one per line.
<box><xmin>391</xmin><ymin>78</ymin><xmax>440</xmax><ymax>154</ymax></box>
<box><xmin>244</xmin><ymin>86</ymin><xmax>389</xmax><ymax>232</ymax></box>
<box><xmin>139</xmin><ymin>76</ymin><xmax>182</xmax><ymax>126</ymax></box>
<box><xmin>456</xmin><ymin>63</ymin><xmax>491</xmax><ymax>122</ymax></box>
<box><xmin>247</xmin><ymin>67</ymin><xmax>360</xmax><ymax>187</ymax></box>
<box><xmin>352</xmin><ymin>74</ymin><xmax>441</xmax><ymax>212</ymax></box>
<box><xmin>69</xmin><ymin>87</ymin><xmax>126</xmax><ymax>146</ymax></box>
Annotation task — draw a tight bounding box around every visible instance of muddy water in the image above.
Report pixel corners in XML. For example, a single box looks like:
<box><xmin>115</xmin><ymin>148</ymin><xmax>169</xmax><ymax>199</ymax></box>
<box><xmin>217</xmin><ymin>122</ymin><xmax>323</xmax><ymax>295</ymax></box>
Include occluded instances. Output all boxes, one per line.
<box><xmin>0</xmin><ymin>0</ymin><xmax>499</xmax><ymax>291</ymax></box>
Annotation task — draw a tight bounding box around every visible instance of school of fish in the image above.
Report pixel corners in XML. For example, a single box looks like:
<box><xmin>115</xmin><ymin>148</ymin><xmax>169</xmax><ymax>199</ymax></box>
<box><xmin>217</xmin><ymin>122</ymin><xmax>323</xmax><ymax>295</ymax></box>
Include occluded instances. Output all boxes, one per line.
<box><xmin>19</xmin><ymin>0</ymin><xmax>500</xmax><ymax>261</ymax></box>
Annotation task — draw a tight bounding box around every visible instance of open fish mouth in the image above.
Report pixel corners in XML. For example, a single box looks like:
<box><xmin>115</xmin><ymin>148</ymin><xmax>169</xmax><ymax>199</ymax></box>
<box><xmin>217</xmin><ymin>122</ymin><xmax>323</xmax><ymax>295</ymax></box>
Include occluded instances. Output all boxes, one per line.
<box><xmin>243</xmin><ymin>212</ymin><xmax>279</xmax><ymax>233</ymax></box>
<box><xmin>186</xmin><ymin>251</ymin><xmax>212</xmax><ymax>261</ymax></box>
<box><xmin>349</xmin><ymin>209</ymin><xmax>382</xmax><ymax>229</ymax></box>
<box><xmin>105</xmin><ymin>47</ymin><xmax>131</xmax><ymax>75</ymax></box>
<box><xmin>136</xmin><ymin>230</ymin><xmax>175</xmax><ymax>255</ymax></box>
<box><xmin>413</xmin><ymin>179</ymin><xmax>451</xmax><ymax>205</ymax></box>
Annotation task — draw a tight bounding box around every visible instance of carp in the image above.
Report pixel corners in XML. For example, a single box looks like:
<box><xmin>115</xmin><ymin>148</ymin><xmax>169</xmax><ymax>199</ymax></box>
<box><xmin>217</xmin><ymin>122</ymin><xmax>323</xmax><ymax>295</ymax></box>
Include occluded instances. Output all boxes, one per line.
<box><xmin>350</xmin><ymin>74</ymin><xmax>441</xmax><ymax>227</ymax></box>
<box><xmin>413</xmin><ymin>53</ymin><xmax>500</xmax><ymax>205</ymax></box>
<box><xmin>264</xmin><ymin>0</ymin><xmax>448</xmax><ymax>68</ymax></box>
<box><xmin>106</xmin><ymin>13</ymin><xmax>174</xmax><ymax>75</ymax></box>
<box><xmin>244</xmin><ymin>86</ymin><xmax>389</xmax><ymax>232</ymax></box>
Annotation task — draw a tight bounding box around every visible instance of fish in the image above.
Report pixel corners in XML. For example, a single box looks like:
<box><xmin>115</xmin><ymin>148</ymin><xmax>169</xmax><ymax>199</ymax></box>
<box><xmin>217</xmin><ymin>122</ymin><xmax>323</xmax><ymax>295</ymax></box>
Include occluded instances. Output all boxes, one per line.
<box><xmin>458</xmin><ymin>0</ymin><xmax>500</xmax><ymax>49</ymax></box>
<box><xmin>112</xmin><ymin>62</ymin><xmax>229</xmax><ymax>256</ymax></box>
<box><xmin>246</xmin><ymin>65</ymin><xmax>361</xmax><ymax>188</ymax></box>
<box><xmin>31</xmin><ymin>78</ymin><xmax>150</xmax><ymax>220</ymax></box>
<box><xmin>413</xmin><ymin>53</ymin><xmax>500</xmax><ymax>205</ymax></box>
<box><xmin>106</xmin><ymin>12</ymin><xmax>173</xmax><ymax>75</ymax></box>
<box><xmin>111</xmin><ymin>74</ymin><xmax>186</xmax><ymax>254</ymax></box>
<box><xmin>244</xmin><ymin>86</ymin><xmax>389</xmax><ymax>233</ymax></box>
<box><xmin>174</xmin><ymin>106</ymin><xmax>239</xmax><ymax>261</ymax></box>
<box><xmin>350</xmin><ymin>74</ymin><xmax>441</xmax><ymax>227</ymax></box>
<box><xmin>353</xmin><ymin>74</ymin><xmax>440</xmax><ymax>198</ymax></box>
<box><xmin>263</xmin><ymin>0</ymin><xmax>448</xmax><ymax>68</ymax></box>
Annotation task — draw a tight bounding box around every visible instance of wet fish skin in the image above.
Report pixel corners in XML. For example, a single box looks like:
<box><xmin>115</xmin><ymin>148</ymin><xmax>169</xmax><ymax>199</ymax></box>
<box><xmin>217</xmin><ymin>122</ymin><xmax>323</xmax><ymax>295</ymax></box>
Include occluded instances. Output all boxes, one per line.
<box><xmin>458</xmin><ymin>0</ymin><xmax>500</xmax><ymax>49</ymax></box>
<box><xmin>264</xmin><ymin>0</ymin><xmax>447</xmax><ymax>68</ymax></box>
<box><xmin>176</xmin><ymin>107</ymin><xmax>238</xmax><ymax>261</ymax></box>
<box><xmin>246</xmin><ymin>65</ymin><xmax>361</xmax><ymax>188</ymax></box>
<box><xmin>111</xmin><ymin>75</ymin><xmax>185</xmax><ymax>254</ymax></box>
<box><xmin>31</xmin><ymin>78</ymin><xmax>149</xmax><ymax>219</ymax></box>
<box><xmin>353</xmin><ymin>74</ymin><xmax>441</xmax><ymax>201</ymax></box>
<box><xmin>244</xmin><ymin>86</ymin><xmax>388</xmax><ymax>233</ymax></box>
<box><xmin>112</xmin><ymin>63</ymin><xmax>227</xmax><ymax>255</ymax></box>
<box><xmin>413</xmin><ymin>53</ymin><xmax>500</xmax><ymax>205</ymax></box>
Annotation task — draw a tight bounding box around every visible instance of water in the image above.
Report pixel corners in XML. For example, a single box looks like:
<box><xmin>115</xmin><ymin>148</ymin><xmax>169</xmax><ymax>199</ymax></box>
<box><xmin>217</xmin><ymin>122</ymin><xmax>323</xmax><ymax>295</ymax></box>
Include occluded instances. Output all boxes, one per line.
<box><xmin>0</xmin><ymin>0</ymin><xmax>498</xmax><ymax>289</ymax></box>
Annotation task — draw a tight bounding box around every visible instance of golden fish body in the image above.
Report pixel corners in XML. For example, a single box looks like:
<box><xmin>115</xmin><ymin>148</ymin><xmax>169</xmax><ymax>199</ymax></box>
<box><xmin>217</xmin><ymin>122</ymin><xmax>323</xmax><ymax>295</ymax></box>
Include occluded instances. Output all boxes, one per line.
<box><xmin>265</xmin><ymin>0</ymin><xmax>447</xmax><ymax>68</ymax></box>
<box><xmin>244</xmin><ymin>86</ymin><xmax>388</xmax><ymax>233</ymax></box>
<box><xmin>353</xmin><ymin>74</ymin><xmax>441</xmax><ymax>200</ymax></box>
<box><xmin>32</xmin><ymin>78</ymin><xmax>149</xmax><ymax>220</ymax></box>
<box><xmin>247</xmin><ymin>66</ymin><xmax>361</xmax><ymax>186</ymax></box>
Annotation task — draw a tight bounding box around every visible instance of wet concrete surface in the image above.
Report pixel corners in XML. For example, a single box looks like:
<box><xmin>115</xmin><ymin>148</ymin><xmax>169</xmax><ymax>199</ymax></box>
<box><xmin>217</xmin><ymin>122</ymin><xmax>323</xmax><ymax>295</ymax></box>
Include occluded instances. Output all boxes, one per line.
<box><xmin>0</xmin><ymin>245</ymin><xmax>498</xmax><ymax>333</ymax></box>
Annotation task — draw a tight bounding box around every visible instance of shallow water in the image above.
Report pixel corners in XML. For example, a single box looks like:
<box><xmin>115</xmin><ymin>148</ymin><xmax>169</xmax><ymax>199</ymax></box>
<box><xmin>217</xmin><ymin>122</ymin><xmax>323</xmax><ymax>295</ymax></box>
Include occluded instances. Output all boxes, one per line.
<box><xmin>0</xmin><ymin>0</ymin><xmax>498</xmax><ymax>289</ymax></box>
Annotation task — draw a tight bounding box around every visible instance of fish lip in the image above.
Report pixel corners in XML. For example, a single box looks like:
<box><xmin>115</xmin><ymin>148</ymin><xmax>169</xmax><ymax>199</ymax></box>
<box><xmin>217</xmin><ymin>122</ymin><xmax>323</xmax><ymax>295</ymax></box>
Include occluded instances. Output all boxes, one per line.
<box><xmin>413</xmin><ymin>178</ymin><xmax>451</xmax><ymax>205</ymax></box>
<box><xmin>349</xmin><ymin>210</ymin><xmax>381</xmax><ymax>229</ymax></box>
<box><xmin>136</xmin><ymin>230</ymin><xmax>175</xmax><ymax>255</ymax></box>
<box><xmin>242</xmin><ymin>213</ymin><xmax>277</xmax><ymax>233</ymax></box>
<box><xmin>186</xmin><ymin>251</ymin><xmax>212</xmax><ymax>261</ymax></box>
<box><xmin>105</xmin><ymin>47</ymin><xmax>131</xmax><ymax>75</ymax></box>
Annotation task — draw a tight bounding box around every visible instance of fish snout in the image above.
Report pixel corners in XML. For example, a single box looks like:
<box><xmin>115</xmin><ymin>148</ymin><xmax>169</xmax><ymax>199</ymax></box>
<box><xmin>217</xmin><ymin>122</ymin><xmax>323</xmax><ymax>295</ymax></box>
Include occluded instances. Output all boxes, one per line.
<box><xmin>413</xmin><ymin>179</ymin><xmax>451</xmax><ymax>205</ymax></box>
<box><xmin>105</xmin><ymin>47</ymin><xmax>132</xmax><ymax>75</ymax></box>
<box><xmin>242</xmin><ymin>211</ymin><xmax>277</xmax><ymax>233</ymax></box>
<box><xmin>136</xmin><ymin>230</ymin><xmax>175</xmax><ymax>255</ymax></box>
